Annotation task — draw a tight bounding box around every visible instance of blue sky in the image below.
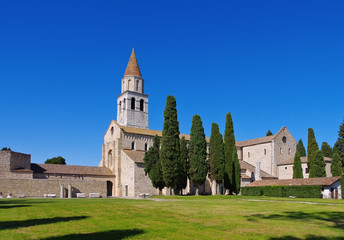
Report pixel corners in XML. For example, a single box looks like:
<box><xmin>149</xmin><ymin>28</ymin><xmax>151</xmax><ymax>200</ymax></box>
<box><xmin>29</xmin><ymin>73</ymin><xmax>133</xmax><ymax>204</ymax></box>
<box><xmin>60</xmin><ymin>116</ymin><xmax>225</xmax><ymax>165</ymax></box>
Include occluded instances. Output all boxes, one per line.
<box><xmin>1</xmin><ymin>1</ymin><xmax>343</xmax><ymax>166</ymax></box>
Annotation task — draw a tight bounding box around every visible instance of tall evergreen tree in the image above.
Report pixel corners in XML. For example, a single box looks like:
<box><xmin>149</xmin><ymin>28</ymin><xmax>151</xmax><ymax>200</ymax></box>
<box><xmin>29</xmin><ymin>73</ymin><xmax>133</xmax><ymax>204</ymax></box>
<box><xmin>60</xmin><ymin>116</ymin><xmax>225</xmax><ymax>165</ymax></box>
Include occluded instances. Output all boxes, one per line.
<box><xmin>321</xmin><ymin>142</ymin><xmax>333</xmax><ymax>158</ymax></box>
<box><xmin>143</xmin><ymin>136</ymin><xmax>165</xmax><ymax>193</ymax></box>
<box><xmin>307</xmin><ymin>128</ymin><xmax>319</xmax><ymax>170</ymax></box>
<box><xmin>176</xmin><ymin>136</ymin><xmax>188</xmax><ymax>194</ymax></box>
<box><xmin>160</xmin><ymin>95</ymin><xmax>180</xmax><ymax>192</ymax></box>
<box><xmin>232</xmin><ymin>147</ymin><xmax>241</xmax><ymax>194</ymax></box>
<box><xmin>266</xmin><ymin>130</ymin><xmax>273</xmax><ymax>136</ymax></box>
<box><xmin>333</xmin><ymin>119</ymin><xmax>344</xmax><ymax>167</ymax></box>
<box><xmin>209</xmin><ymin>123</ymin><xmax>225</xmax><ymax>195</ymax></box>
<box><xmin>189</xmin><ymin>115</ymin><xmax>208</xmax><ymax>195</ymax></box>
<box><xmin>293</xmin><ymin>151</ymin><xmax>303</xmax><ymax>179</ymax></box>
<box><xmin>224</xmin><ymin>112</ymin><xmax>236</xmax><ymax>194</ymax></box>
<box><xmin>331</xmin><ymin>152</ymin><xmax>342</xmax><ymax>177</ymax></box>
<box><xmin>296</xmin><ymin>139</ymin><xmax>307</xmax><ymax>157</ymax></box>
<box><xmin>309</xmin><ymin>150</ymin><xmax>326</xmax><ymax>178</ymax></box>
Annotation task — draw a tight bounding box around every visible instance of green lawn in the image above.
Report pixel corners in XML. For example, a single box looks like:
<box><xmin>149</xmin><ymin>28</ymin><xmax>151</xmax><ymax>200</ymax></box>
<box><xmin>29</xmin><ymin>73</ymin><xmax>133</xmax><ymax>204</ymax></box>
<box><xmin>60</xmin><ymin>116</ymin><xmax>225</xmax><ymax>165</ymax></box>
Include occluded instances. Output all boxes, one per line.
<box><xmin>0</xmin><ymin>196</ymin><xmax>343</xmax><ymax>240</ymax></box>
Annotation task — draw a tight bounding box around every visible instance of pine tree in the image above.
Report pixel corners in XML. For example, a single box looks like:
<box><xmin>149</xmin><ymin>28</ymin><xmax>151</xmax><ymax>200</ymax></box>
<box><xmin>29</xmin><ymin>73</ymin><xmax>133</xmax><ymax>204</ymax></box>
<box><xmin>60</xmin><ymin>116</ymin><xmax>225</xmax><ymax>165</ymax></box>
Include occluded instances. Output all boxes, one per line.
<box><xmin>333</xmin><ymin>119</ymin><xmax>344</xmax><ymax>168</ymax></box>
<box><xmin>321</xmin><ymin>142</ymin><xmax>333</xmax><ymax>158</ymax></box>
<box><xmin>266</xmin><ymin>130</ymin><xmax>273</xmax><ymax>136</ymax></box>
<box><xmin>293</xmin><ymin>151</ymin><xmax>303</xmax><ymax>179</ymax></box>
<box><xmin>189</xmin><ymin>115</ymin><xmax>208</xmax><ymax>195</ymax></box>
<box><xmin>209</xmin><ymin>123</ymin><xmax>225</xmax><ymax>195</ymax></box>
<box><xmin>176</xmin><ymin>136</ymin><xmax>188</xmax><ymax>194</ymax></box>
<box><xmin>160</xmin><ymin>95</ymin><xmax>180</xmax><ymax>192</ymax></box>
<box><xmin>143</xmin><ymin>136</ymin><xmax>165</xmax><ymax>192</ymax></box>
<box><xmin>224</xmin><ymin>112</ymin><xmax>236</xmax><ymax>194</ymax></box>
<box><xmin>331</xmin><ymin>152</ymin><xmax>342</xmax><ymax>177</ymax></box>
<box><xmin>232</xmin><ymin>147</ymin><xmax>241</xmax><ymax>194</ymax></box>
<box><xmin>296</xmin><ymin>139</ymin><xmax>307</xmax><ymax>157</ymax></box>
<box><xmin>307</xmin><ymin>128</ymin><xmax>319</xmax><ymax>171</ymax></box>
<box><xmin>309</xmin><ymin>150</ymin><xmax>326</xmax><ymax>178</ymax></box>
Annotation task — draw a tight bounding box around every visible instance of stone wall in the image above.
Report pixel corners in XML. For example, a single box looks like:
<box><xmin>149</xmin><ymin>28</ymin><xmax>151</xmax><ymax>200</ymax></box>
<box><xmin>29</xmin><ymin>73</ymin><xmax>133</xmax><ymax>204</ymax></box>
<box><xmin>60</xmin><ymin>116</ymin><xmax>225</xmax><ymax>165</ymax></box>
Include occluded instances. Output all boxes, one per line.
<box><xmin>120</xmin><ymin>151</ymin><xmax>135</xmax><ymax>197</ymax></box>
<box><xmin>242</xmin><ymin>142</ymin><xmax>273</xmax><ymax>175</ymax></box>
<box><xmin>0</xmin><ymin>151</ymin><xmax>31</xmax><ymax>177</ymax></box>
<box><xmin>0</xmin><ymin>178</ymin><xmax>107</xmax><ymax>198</ymax></box>
<box><xmin>134</xmin><ymin>163</ymin><xmax>158</xmax><ymax>197</ymax></box>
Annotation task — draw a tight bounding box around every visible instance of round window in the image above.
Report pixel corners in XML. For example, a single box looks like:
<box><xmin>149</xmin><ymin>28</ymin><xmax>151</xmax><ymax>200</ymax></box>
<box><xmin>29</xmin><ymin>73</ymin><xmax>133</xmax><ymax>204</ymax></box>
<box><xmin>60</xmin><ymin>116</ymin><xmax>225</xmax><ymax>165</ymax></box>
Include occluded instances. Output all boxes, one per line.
<box><xmin>282</xmin><ymin>136</ymin><xmax>287</xmax><ymax>143</ymax></box>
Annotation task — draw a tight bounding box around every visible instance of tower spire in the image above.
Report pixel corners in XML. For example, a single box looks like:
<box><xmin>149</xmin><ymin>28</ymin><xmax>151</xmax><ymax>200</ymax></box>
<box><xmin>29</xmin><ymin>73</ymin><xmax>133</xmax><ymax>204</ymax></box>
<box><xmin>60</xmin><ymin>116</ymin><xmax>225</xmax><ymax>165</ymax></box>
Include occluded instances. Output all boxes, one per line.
<box><xmin>124</xmin><ymin>48</ymin><xmax>141</xmax><ymax>77</ymax></box>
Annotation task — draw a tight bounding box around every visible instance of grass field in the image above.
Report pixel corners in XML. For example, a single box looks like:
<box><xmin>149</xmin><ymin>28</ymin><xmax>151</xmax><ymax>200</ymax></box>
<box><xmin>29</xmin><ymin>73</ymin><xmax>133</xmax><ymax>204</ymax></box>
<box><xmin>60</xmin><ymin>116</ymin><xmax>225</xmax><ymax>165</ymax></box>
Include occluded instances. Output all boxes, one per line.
<box><xmin>0</xmin><ymin>196</ymin><xmax>343</xmax><ymax>240</ymax></box>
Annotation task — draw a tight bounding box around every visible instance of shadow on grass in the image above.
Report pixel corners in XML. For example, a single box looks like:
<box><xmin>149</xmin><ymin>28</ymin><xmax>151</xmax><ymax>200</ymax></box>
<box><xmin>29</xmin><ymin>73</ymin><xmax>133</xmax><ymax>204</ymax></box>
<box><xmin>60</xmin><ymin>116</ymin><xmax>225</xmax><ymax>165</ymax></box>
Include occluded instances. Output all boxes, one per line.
<box><xmin>246</xmin><ymin>211</ymin><xmax>344</xmax><ymax>230</ymax></box>
<box><xmin>0</xmin><ymin>216</ymin><xmax>88</xmax><ymax>231</ymax></box>
<box><xmin>270</xmin><ymin>235</ymin><xmax>344</xmax><ymax>240</ymax></box>
<box><xmin>40</xmin><ymin>229</ymin><xmax>145</xmax><ymax>240</ymax></box>
<box><xmin>0</xmin><ymin>204</ymin><xmax>31</xmax><ymax>209</ymax></box>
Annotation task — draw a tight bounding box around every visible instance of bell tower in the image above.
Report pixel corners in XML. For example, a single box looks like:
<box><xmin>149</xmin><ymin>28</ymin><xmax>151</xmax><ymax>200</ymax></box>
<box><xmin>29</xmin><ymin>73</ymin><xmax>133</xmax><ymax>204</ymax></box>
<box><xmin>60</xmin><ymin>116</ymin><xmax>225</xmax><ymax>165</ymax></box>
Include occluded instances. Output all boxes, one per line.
<box><xmin>117</xmin><ymin>49</ymin><xmax>149</xmax><ymax>129</ymax></box>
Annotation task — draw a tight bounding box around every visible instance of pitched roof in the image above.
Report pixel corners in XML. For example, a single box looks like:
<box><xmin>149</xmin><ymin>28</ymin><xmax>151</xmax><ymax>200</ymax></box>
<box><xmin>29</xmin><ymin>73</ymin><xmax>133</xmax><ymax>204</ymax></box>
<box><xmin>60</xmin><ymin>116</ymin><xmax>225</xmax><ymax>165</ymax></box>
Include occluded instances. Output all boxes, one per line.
<box><xmin>123</xmin><ymin>150</ymin><xmax>146</xmax><ymax>163</ymax></box>
<box><xmin>124</xmin><ymin>48</ymin><xmax>142</xmax><ymax>77</ymax></box>
<box><xmin>247</xmin><ymin>176</ymin><xmax>341</xmax><ymax>187</ymax></box>
<box><xmin>236</xmin><ymin>126</ymin><xmax>288</xmax><ymax>147</ymax></box>
<box><xmin>31</xmin><ymin>163</ymin><xmax>113</xmax><ymax>176</ymax></box>
<box><xmin>239</xmin><ymin>160</ymin><xmax>276</xmax><ymax>179</ymax></box>
<box><xmin>120</xmin><ymin>124</ymin><xmax>211</xmax><ymax>142</ymax></box>
<box><xmin>278</xmin><ymin>156</ymin><xmax>332</xmax><ymax>166</ymax></box>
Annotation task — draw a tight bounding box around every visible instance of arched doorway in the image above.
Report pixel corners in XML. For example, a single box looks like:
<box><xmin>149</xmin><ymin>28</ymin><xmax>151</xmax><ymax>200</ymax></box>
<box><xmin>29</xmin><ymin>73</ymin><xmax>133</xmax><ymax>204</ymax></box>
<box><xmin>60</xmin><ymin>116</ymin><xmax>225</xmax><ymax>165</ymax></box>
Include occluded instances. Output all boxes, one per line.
<box><xmin>107</xmin><ymin>181</ymin><xmax>113</xmax><ymax>197</ymax></box>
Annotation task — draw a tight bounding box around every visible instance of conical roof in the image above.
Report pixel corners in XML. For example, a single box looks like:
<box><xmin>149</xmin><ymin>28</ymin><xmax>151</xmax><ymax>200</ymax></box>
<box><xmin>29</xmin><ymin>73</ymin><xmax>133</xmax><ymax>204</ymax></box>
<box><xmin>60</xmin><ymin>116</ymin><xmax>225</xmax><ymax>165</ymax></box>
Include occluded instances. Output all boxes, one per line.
<box><xmin>124</xmin><ymin>49</ymin><xmax>142</xmax><ymax>77</ymax></box>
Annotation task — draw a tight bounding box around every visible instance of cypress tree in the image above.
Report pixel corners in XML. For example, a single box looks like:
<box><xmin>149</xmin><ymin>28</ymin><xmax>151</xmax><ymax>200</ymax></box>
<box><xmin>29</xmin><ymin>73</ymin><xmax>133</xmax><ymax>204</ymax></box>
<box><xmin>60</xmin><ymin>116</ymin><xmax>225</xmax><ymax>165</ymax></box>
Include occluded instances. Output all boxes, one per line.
<box><xmin>296</xmin><ymin>139</ymin><xmax>307</xmax><ymax>157</ymax></box>
<box><xmin>209</xmin><ymin>123</ymin><xmax>225</xmax><ymax>195</ymax></box>
<box><xmin>232</xmin><ymin>147</ymin><xmax>241</xmax><ymax>194</ymax></box>
<box><xmin>160</xmin><ymin>95</ymin><xmax>180</xmax><ymax>192</ymax></box>
<box><xmin>307</xmin><ymin>128</ymin><xmax>319</xmax><ymax>171</ymax></box>
<box><xmin>176</xmin><ymin>136</ymin><xmax>188</xmax><ymax>194</ymax></box>
<box><xmin>333</xmin><ymin>119</ymin><xmax>344</xmax><ymax>167</ymax></box>
<box><xmin>309</xmin><ymin>150</ymin><xmax>326</xmax><ymax>178</ymax></box>
<box><xmin>224</xmin><ymin>112</ymin><xmax>236</xmax><ymax>194</ymax></box>
<box><xmin>293</xmin><ymin>151</ymin><xmax>303</xmax><ymax>179</ymax></box>
<box><xmin>189</xmin><ymin>115</ymin><xmax>208</xmax><ymax>195</ymax></box>
<box><xmin>321</xmin><ymin>142</ymin><xmax>333</xmax><ymax>158</ymax></box>
<box><xmin>331</xmin><ymin>152</ymin><xmax>342</xmax><ymax>177</ymax></box>
<box><xmin>266</xmin><ymin>130</ymin><xmax>273</xmax><ymax>136</ymax></box>
<box><xmin>143</xmin><ymin>136</ymin><xmax>165</xmax><ymax>193</ymax></box>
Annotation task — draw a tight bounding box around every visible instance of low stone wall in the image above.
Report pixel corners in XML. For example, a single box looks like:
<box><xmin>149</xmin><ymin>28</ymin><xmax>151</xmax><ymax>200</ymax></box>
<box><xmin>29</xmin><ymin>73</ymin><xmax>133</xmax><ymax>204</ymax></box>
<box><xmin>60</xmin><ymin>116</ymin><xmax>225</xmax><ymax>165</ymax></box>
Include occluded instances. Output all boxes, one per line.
<box><xmin>0</xmin><ymin>178</ymin><xmax>107</xmax><ymax>198</ymax></box>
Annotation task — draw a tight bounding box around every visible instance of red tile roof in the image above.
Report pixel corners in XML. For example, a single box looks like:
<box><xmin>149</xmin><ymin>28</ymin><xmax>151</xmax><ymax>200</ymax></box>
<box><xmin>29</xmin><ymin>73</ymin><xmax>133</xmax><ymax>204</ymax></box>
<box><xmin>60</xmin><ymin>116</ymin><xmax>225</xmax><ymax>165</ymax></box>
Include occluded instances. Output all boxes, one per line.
<box><xmin>31</xmin><ymin>164</ymin><xmax>113</xmax><ymax>176</ymax></box>
<box><xmin>247</xmin><ymin>176</ymin><xmax>341</xmax><ymax>187</ymax></box>
<box><xmin>278</xmin><ymin>156</ymin><xmax>332</xmax><ymax>166</ymax></box>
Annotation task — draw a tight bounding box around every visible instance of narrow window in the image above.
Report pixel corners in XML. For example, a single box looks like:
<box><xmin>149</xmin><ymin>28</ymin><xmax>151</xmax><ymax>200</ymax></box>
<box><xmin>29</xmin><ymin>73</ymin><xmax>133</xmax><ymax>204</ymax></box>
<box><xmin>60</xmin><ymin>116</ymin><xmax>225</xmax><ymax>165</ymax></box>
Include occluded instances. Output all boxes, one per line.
<box><xmin>285</xmin><ymin>166</ymin><xmax>287</xmax><ymax>170</ymax></box>
<box><xmin>119</xmin><ymin>101</ymin><xmax>122</xmax><ymax>112</ymax></box>
<box><xmin>280</xmin><ymin>148</ymin><xmax>282</xmax><ymax>154</ymax></box>
<box><xmin>131</xmin><ymin>141</ymin><xmax>135</xmax><ymax>150</ymax></box>
<box><xmin>108</xmin><ymin>150</ymin><xmax>113</xmax><ymax>168</ymax></box>
<box><xmin>111</xmin><ymin>127</ymin><xmax>114</xmax><ymax>135</ymax></box>
<box><xmin>125</xmin><ymin>185</ymin><xmax>128</xmax><ymax>196</ymax></box>
<box><xmin>128</xmin><ymin>79</ymin><xmax>131</xmax><ymax>90</ymax></box>
<box><xmin>145</xmin><ymin>143</ymin><xmax>148</xmax><ymax>151</ymax></box>
<box><xmin>288</xmin><ymin>148</ymin><xmax>291</xmax><ymax>155</ymax></box>
<box><xmin>131</xmin><ymin>97</ymin><xmax>135</xmax><ymax>110</ymax></box>
<box><xmin>264</xmin><ymin>149</ymin><xmax>266</xmax><ymax>155</ymax></box>
<box><xmin>136</xmin><ymin>80</ymin><xmax>139</xmax><ymax>91</ymax></box>
<box><xmin>140</xmin><ymin>99</ymin><xmax>144</xmax><ymax>111</ymax></box>
<box><xmin>248</xmin><ymin>152</ymin><xmax>250</xmax><ymax>158</ymax></box>
<box><xmin>123</xmin><ymin>99</ymin><xmax>126</xmax><ymax>109</ymax></box>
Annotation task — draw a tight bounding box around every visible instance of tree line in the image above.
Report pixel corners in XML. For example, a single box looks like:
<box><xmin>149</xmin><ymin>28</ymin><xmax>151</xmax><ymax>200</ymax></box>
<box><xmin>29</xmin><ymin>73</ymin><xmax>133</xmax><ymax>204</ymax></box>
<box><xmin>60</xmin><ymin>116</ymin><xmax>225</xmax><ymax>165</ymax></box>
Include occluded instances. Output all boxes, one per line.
<box><xmin>144</xmin><ymin>95</ymin><xmax>241</xmax><ymax>195</ymax></box>
<box><xmin>293</xmin><ymin>119</ymin><xmax>344</xmax><ymax>179</ymax></box>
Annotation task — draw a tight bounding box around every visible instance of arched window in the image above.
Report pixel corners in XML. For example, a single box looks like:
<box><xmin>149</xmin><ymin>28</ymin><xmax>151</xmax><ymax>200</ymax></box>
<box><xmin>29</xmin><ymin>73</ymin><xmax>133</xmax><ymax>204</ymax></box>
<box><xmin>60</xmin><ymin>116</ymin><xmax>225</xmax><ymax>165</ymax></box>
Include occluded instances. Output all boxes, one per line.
<box><xmin>131</xmin><ymin>97</ymin><xmax>135</xmax><ymax>110</ymax></box>
<box><xmin>140</xmin><ymin>99</ymin><xmax>144</xmax><ymax>111</ymax></box>
<box><xmin>128</xmin><ymin>79</ymin><xmax>131</xmax><ymax>90</ymax></box>
<box><xmin>123</xmin><ymin>98</ymin><xmax>126</xmax><ymax>109</ymax></box>
<box><xmin>136</xmin><ymin>80</ymin><xmax>139</xmax><ymax>91</ymax></box>
<box><xmin>145</xmin><ymin>143</ymin><xmax>148</xmax><ymax>151</ymax></box>
<box><xmin>111</xmin><ymin>127</ymin><xmax>114</xmax><ymax>135</ymax></box>
<box><xmin>131</xmin><ymin>141</ymin><xmax>135</xmax><ymax>150</ymax></box>
<box><xmin>119</xmin><ymin>101</ymin><xmax>122</xmax><ymax>112</ymax></box>
<box><xmin>108</xmin><ymin>150</ymin><xmax>113</xmax><ymax>168</ymax></box>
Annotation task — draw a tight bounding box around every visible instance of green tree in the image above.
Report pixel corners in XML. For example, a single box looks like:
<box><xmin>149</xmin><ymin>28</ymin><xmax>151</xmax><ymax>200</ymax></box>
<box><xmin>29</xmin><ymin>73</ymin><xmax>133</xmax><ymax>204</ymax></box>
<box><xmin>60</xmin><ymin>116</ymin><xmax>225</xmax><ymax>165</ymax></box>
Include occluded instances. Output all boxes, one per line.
<box><xmin>293</xmin><ymin>151</ymin><xmax>303</xmax><ymax>179</ymax></box>
<box><xmin>160</xmin><ymin>96</ymin><xmax>180</xmax><ymax>193</ymax></box>
<box><xmin>1</xmin><ymin>147</ymin><xmax>11</xmax><ymax>151</ymax></box>
<box><xmin>331</xmin><ymin>152</ymin><xmax>342</xmax><ymax>177</ymax></box>
<box><xmin>333</xmin><ymin>119</ymin><xmax>344</xmax><ymax>167</ymax></box>
<box><xmin>266</xmin><ymin>130</ymin><xmax>273</xmax><ymax>136</ymax></box>
<box><xmin>307</xmin><ymin>128</ymin><xmax>319</xmax><ymax>171</ymax></box>
<box><xmin>189</xmin><ymin>115</ymin><xmax>208</xmax><ymax>195</ymax></box>
<box><xmin>224</xmin><ymin>112</ymin><xmax>236</xmax><ymax>194</ymax></box>
<box><xmin>45</xmin><ymin>156</ymin><xmax>66</xmax><ymax>165</ymax></box>
<box><xmin>232</xmin><ymin>147</ymin><xmax>241</xmax><ymax>194</ymax></box>
<box><xmin>209</xmin><ymin>123</ymin><xmax>225</xmax><ymax>195</ymax></box>
<box><xmin>321</xmin><ymin>142</ymin><xmax>333</xmax><ymax>158</ymax></box>
<box><xmin>176</xmin><ymin>136</ymin><xmax>188</xmax><ymax>194</ymax></box>
<box><xmin>296</xmin><ymin>139</ymin><xmax>306</xmax><ymax>157</ymax></box>
<box><xmin>309</xmin><ymin>150</ymin><xmax>326</xmax><ymax>178</ymax></box>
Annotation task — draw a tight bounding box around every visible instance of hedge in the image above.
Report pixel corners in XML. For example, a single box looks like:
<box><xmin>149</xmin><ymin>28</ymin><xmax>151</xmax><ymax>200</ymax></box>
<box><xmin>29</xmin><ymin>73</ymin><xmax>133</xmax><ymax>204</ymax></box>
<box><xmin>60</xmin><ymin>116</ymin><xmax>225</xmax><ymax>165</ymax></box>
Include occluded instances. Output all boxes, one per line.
<box><xmin>241</xmin><ymin>185</ymin><xmax>322</xmax><ymax>198</ymax></box>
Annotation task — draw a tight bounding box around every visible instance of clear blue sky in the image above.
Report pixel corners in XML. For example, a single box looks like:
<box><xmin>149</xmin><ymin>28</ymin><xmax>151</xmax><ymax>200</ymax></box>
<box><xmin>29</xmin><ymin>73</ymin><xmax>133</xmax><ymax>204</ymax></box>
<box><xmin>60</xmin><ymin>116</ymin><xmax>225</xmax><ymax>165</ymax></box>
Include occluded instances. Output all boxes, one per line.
<box><xmin>1</xmin><ymin>1</ymin><xmax>343</xmax><ymax>166</ymax></box>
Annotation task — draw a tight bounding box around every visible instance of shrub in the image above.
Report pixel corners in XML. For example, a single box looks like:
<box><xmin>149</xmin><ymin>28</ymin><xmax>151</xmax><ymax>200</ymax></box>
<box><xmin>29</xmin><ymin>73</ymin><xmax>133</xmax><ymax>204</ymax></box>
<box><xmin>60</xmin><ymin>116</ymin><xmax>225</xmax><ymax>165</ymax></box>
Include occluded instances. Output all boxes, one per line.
<box><xmin>242</xmin><ymin>185</ymin><xmax>322</xmax><ymax>198</ymax></box>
